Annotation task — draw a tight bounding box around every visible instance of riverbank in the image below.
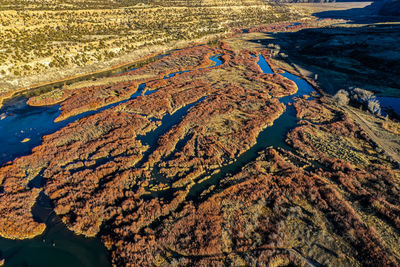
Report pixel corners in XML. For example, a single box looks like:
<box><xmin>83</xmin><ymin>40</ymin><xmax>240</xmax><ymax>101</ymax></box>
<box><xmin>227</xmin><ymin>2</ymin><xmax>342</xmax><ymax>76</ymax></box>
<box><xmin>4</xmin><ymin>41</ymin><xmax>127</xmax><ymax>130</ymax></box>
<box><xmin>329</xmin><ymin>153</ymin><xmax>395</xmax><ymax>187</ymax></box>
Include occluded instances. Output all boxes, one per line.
<box><xmin>0</xmin><ymin>0</ymin><xmax>310</xmax><ymax>106</ymax></box>
<box><xmin>0</xmin><ymin>2</ymin><xmax>366</xmax><ymax>111</ymax></box>
<box><xmin>1</xmin><ymin>4</ymin><xmax>400</xmax><ymax>266</ymax></box>
<box><xmin>0</xmin><ymin>35</ymin><xmax>226</xmax><ymax>110</ymax></box>
<box><xmin>248</xmin><ymin>7</ymin><xmax>400</xmax><ymax>165</ymax></box>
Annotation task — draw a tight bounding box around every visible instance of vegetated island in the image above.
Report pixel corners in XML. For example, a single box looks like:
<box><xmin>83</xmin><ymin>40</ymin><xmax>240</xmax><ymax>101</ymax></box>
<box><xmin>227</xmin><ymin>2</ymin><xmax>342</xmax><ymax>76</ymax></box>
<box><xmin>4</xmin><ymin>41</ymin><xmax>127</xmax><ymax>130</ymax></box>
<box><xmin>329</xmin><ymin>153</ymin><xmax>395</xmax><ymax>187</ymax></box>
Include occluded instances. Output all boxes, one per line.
<box><xmin>0</xmin><ymin>2</ymin><xmax>400</xmax><ymax>267</ymax></box>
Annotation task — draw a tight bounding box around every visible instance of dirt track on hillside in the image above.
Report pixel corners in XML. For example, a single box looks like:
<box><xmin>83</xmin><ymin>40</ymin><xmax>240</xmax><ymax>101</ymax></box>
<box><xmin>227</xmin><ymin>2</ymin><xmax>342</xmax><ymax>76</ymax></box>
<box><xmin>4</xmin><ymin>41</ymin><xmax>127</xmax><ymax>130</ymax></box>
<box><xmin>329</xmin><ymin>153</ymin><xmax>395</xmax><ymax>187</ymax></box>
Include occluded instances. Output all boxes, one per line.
<box><xmin>345</xmin><ymin>107</ymin><xmax>400</xmax><ymax>165</ymax></box>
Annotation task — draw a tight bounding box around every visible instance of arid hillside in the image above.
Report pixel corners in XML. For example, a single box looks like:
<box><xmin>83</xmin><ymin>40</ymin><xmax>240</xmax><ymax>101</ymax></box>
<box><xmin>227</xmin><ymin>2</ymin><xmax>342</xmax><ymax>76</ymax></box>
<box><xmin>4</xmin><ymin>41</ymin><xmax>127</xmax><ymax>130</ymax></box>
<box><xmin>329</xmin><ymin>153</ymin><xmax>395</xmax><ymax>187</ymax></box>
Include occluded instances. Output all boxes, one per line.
<box><xmin>0</xmin><ymin>0</ymin><xmax>306</xmax><ymax>99</ymax></box>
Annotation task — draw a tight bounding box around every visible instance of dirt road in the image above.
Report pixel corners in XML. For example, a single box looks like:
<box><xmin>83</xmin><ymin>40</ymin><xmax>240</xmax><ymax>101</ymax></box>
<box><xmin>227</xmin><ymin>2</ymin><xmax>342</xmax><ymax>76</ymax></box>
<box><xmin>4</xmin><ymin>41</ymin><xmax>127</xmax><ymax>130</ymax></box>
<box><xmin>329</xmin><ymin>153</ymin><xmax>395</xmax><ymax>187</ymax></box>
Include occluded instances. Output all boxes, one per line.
<box><xmin>345</xmin><ymin>106</ymin><xmax>400</xmax><ymax>165</ymax></box>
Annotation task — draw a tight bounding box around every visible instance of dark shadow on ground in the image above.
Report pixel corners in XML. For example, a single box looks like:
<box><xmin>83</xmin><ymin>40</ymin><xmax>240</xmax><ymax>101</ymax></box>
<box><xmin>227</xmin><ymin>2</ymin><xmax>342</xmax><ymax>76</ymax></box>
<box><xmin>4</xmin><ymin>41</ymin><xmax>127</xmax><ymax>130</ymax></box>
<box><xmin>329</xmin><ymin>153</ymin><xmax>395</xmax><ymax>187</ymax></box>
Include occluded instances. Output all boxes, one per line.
<box><xmin>313</xmin><ymin>2</ymin><xmax>399</xmax><ymax>23</ymax></box>
<box><xmin>247</xmin><ymin>11</ymin><xmax>400</xmax><ymax>116</ymax></box>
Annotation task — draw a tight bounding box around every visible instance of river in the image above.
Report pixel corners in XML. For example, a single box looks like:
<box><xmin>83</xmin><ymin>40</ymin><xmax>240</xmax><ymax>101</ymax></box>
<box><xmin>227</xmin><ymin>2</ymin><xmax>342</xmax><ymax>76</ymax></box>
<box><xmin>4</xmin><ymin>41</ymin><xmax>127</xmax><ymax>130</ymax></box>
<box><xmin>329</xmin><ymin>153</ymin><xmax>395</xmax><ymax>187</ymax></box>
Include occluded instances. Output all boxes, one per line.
<box><xmin>0</xmin><ymin>54</ymin><xmax>223</xmax><ymax>267</ymax></box>
<box><xmin>188</xmin><ymin>55</ymin><xmax>316</xmax><ymax>200</ymax></box>
<box><xmin>0</xmin><ymin>52</ymin><xmax>315</xmax><ymax>266</ymax></box>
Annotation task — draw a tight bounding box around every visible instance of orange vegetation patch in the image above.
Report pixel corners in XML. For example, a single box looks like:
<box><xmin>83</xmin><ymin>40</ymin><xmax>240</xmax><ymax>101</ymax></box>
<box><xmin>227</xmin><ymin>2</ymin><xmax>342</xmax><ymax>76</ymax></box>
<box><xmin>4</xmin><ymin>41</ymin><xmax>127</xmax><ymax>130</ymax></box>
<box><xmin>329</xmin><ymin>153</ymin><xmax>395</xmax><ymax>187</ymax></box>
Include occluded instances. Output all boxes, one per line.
<box><xmin>0</xmin><ymin>164</ymin><xmax>45</xmax><ymax>239</ymax></box>
<box><xmin>149</xmin><ymin>86</ymin><xmax>284</xmax><ymax>185</ymax></box>
<box><xmin>104</xmin><ymin>148</ymin><xmax>398</xmax><ymax>266</ymax></box>
<box><xmin>1</xmin><ymin>37</ymin><xmax>399</xmax><ymax>266</ymax></box>
<box><xmin>27</xmin><ymin>45</ymin><xmax>220</xmax><ymax>123</ymax></box>
<box><xmin>293</xmin><ymin>97</ymin><xmax>336</xmax><ymax>123</ymax></box>
<box><xmin>0</xmin><ymin>43</ymin><xmax>289</xmax><ymax>248</ymax></box>
<box><xmin>118</xmin><ymin>45</ymin><xmax>219</xmax><ymax>78</ymax></box>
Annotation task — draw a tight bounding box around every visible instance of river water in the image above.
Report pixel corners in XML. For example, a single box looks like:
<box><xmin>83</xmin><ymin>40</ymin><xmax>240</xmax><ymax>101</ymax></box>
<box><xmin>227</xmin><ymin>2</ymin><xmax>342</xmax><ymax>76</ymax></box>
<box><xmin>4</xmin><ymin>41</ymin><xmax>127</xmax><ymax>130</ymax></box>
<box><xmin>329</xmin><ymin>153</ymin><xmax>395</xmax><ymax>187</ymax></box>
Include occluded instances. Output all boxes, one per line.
<box><xmin>3</xmin><ymin>19</ymin><xmax>397</xmax><ymax>265</ymax></box>
<box><xmin>0</xmin><ymin>55</ymin><xmax>222</xmax><ymax>167</ymax></box>
<box><xmin>377</xmin><ymin>96</ymin><xmax>400</xmax><ymax>117</ymax></box>
<box><xmin>0</xmin><ymin>52</ymin><xmax>316</xmax><ymax>266</ymax></box>
<box><xmin>0</xmin><ymin>54</ymin><xmax>224</xmax><ymax>267</ymax></box>
<box><xmin>188</xmin><ymin>55</ymin><xmax>316</xmax><ymax>200</ymax></box>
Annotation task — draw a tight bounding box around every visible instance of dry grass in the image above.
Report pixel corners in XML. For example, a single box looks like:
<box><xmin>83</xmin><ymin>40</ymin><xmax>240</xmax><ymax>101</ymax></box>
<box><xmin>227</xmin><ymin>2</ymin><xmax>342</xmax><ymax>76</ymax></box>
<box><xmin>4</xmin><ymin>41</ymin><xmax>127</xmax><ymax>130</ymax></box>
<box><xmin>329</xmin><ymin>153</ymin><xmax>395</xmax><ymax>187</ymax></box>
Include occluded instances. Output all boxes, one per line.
<box><xmin>0</xmin><ymin>0</ymin><xmax>305</xmax><ymax>95</ymax></box>
<box><xmin>382</xmin><ymin>120</ymin><xmax>400</xmax><ymax>135</ymax></box>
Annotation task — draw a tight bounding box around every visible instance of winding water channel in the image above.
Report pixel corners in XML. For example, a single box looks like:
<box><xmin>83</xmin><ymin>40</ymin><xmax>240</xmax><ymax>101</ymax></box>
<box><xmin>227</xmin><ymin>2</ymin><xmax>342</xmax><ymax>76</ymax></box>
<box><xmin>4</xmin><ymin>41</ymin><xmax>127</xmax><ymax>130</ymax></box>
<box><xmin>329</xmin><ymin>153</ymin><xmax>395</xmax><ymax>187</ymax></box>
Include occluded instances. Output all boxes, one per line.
<box><xmin>188</xmin><ymin>55</ymin><xmax>316</xmax><ymax>200</ymax></box>
<box><xmin>0</xmin><ymin>55</ymin><xmax>222</xmax><ymax>166</ymax></box>
<box><xmin>0</xmin><ymin>54</ymin><xmax>224</xmax><ymax>267</ymax></box>
<box><xmin>0</xmin><ymin>51</ymin><xmax>316</xmax><ymax>266</ymax></box>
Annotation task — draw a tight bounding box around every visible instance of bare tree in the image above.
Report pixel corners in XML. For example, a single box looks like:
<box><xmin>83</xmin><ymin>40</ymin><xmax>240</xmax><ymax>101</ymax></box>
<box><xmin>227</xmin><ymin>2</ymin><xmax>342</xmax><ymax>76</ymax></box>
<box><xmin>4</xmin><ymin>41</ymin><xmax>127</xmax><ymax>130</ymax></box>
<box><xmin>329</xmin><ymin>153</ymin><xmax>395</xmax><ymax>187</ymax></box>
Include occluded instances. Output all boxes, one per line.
<box><xmin>367</xmin><ymin>98</ymin><xmax>381</xmax><ymax>115</ymax></box>
<box><xmin>348</xmin><ymin>87</ymin><xmax>381</xmax><ymax>115</ymax></box>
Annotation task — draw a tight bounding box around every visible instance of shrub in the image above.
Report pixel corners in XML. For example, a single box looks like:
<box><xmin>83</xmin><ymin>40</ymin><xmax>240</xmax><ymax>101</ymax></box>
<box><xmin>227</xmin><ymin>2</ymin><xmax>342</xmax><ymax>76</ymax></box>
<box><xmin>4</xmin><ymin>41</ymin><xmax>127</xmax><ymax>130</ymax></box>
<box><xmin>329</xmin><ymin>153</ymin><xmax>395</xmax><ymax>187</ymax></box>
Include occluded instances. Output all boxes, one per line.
<box><xmin>333</xmin><ymin>89</ymin><xmax>349</xmax><ymax>106</ymax></box>
<box><xmin>367</xmin><ymin>98</ymin><xmax>381</xmax><ymax>115</ymax></box>
<box><xmin>350</xmin><ymin>87</ymin><xmax>373</xmax><ymax>103</ymax></box>
<box><xmin>347</xmin><ymin>87</ymin><xmax>381</xmax><ymax>115</ymax></box>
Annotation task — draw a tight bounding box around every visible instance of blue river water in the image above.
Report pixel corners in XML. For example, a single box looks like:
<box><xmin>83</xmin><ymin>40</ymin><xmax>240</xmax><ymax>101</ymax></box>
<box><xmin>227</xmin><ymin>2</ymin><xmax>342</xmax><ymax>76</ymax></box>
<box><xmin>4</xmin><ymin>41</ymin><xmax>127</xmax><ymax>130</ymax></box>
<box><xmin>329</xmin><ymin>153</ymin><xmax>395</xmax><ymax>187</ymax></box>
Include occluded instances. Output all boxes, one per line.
<box><xmin>0</xmin><ymin>54</ymin><xmax>223</xmax><ymax>267</ymax></box>
<box><xmin>188</xmin><ymin>55</ymin><xmax>317</xmax><ymax>200</ymax></box>
<box><xmin>256</xmin><ymin>53</ymin><xmax>315</xmax><ymax>101</ymax></box>
<box><xmin>0</xmin><ymin>55</ymin><xmax>223</xmax><ymax>167</ymax></box>
<box><xmin>0</xmin><ymin>52</ymin><xmax>318</xmax><ymax>267</ymax></box>
<box><xmin>377</xmin><ymin>96</ymin><xmax>400</xmax><ymax>117</ymax></box>
<box><xmin>257</xmin><ymin>54</ymin><xmax>274</xmax><ymax>74</ymax></box>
